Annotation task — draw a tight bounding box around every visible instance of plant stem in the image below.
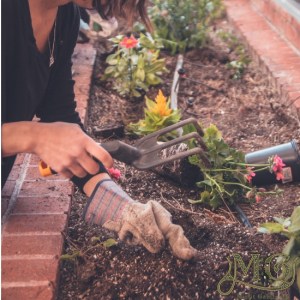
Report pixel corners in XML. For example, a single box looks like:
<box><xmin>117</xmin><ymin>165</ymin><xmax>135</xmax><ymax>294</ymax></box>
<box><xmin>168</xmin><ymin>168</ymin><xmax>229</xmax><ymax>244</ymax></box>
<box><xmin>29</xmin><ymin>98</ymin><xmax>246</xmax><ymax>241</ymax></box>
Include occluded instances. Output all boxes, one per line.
<box><xmin>220</xmin><ymin>181</ymin><xmax>252</xmax><ymax>190</ymax></box>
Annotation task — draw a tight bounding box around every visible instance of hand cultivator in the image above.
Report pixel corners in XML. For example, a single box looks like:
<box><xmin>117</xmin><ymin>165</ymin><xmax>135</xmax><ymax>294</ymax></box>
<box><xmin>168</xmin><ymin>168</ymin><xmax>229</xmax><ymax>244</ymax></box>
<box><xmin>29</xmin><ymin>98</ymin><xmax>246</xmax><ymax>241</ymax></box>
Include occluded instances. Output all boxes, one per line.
<box><xmin>39</xmin><ymin>118</ymin><xmax>210</xmax><ymax>176</ymax></box>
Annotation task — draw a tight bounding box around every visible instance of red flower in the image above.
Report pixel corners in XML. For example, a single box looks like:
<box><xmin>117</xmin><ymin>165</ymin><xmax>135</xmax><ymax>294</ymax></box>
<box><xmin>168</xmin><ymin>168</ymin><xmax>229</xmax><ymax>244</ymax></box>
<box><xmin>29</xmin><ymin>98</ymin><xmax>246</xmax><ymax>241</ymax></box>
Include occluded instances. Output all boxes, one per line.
<box><xmin>255</xmin><ymin>195</ymin><xmax>262</xmax><ymax>203</ymax></box>
<box><xmin>120</xmin><ymin>36</ymin><xmax>138</xmax><ymax>49</ymax></box>
<box><xmin>108</xmin><ymin>167</ymin><xmax>121</xmax><ymax>180</ymax></box>
<box><xmin>275</xmin><ymin>171</ymin><xmax>284</xmax><ymax>181</ymax></box>
<box><xmin>272</xmin><ymin>155</ymin><xmax>285</xmax><ymax>181</ymax></box>
<box><xmin>245</xmin><ymin>166</ymin><xmax>256</xmax><ymax>183</ymax></box>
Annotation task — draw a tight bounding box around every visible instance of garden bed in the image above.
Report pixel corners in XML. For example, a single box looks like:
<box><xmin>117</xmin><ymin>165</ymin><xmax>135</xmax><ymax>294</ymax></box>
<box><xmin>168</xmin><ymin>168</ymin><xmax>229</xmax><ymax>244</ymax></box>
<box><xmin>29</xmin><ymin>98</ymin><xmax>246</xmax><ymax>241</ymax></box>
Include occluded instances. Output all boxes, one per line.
<box><xmin>58</xmin><ymin>19</ymin><xmax>300</xmax><ymax>300</ymax></box>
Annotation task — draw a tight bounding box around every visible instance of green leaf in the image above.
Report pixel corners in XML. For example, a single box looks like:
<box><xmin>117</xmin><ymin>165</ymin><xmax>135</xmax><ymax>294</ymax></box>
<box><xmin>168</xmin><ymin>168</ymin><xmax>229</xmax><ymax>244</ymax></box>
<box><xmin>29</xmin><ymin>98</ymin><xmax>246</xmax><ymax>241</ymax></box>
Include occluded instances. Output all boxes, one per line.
<box><xmin>60</xmin><ymin>250</ymin><xmax>81</xmax><ymax>261</ymax></box>
<box><xmin>135</xmin><ymin>68</ymin><xmax>145</xmax><ymax>81</ymax></box>
<box><xmin>188</xmin><ymin>198</ymin><xmax>204</xmax><ymax>204</ymax></box>
<box><xmin>273</xmin><ymin>217</ymin><xmax>286</xmax><ymax>224</ymax></box>
<box><xmin>289</xmin><ymin>206</ymin><xmax>300</xmax><ymax>233</ymax></box>
<box><xmin>258</xmin><ymin>222</ymin><xmax>285</xmax><ymax>234</ymax></box>
<box><xmin>282</xmin><ymin>236</ymin><xmax>295</xmax><ymax>255</ymax></box>
<box><xmin>102</xmin><ymin>238</ymin><xmax>118</xmax><ymax>249</ymax></box>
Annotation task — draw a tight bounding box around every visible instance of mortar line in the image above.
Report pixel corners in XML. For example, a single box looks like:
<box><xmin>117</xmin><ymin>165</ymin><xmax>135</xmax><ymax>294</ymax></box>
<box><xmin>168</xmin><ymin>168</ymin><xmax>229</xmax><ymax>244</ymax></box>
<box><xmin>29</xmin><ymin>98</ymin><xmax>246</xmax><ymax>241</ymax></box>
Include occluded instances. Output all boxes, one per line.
<box><xmin>2</xmin><ymin>154</ymin><xmax>32</xmax><ymax>227</ymax></box>
<box><xmin>3</xmin><ymin>232</ymin><xmax>62</xmax><ymax>237</ymax></box>
<box><xmin>2</xmin><ymin>281</ymin><xmax>51</xmax><ymax>288</ymax></box>
<box><xmin>2</xmin><ymin>255</ymin><xmax>57</xmax><ymax>260</ymax></box>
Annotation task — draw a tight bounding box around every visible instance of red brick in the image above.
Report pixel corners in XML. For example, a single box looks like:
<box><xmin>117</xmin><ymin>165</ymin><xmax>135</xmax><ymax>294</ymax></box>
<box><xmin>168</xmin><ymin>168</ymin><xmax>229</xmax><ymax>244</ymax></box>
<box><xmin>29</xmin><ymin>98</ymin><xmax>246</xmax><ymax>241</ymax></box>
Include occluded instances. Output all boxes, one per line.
<box><xmin>2</xmin><ymin>285</ymin><xmax>53</xmax><ymax>300</ymax></box>
<box><xmin>7</xmin><ymin>165</ymin><xmax>22</xmax><ymax>181</ymax></box>
<box><xmin>283</xmin><ymin>84</ymin><xmax>300</xmax><ymax>92</ymax></box>
<box><xmin>14</xmin><ymin>153</ymin><xmax>26</xmax><ymax>165</ymax></box>
<box><xmin>19</xmin><ymin>180</ymin><xmax>73</xmax><ymax>197</ymax></box>
<box><xmin>2</xmin><ymin>234</ymin><xmax>63</xmax><ymax>256</ymax></box>
<box><xmin>2</xmin><ymin>196</ymin><xmax>10</xmax><ymax>217</ymax></box>
<box><xmin>74</xmin><ymin>84</ymin><xmax>90</xmax><ymax>97</ymax></box>
<box><xmin>12</xmin><ymin>196</ymin><xmax>71</xmax><ymax>214</ymax></box>
<box><xmin>1</xmin><ymin>258</ymin><xmax>59</xmax><ymax>282</ymax></box>
<box><xmin>3</xmin><ymin>214</ymin><xmax>68</xmax><ymax>234</ymax></box>
<box><xmin>73</xmin><ymin>43</ymin><xmax>96</xmax><ymax>66</ymax></box>
<box><xmin>73</xmin><ymin>64</ymin><xmax>94</xmax><ymax>76</ymax></box>
<box><xmin>29</xmin><ymin>154</ymin><xmax>41</xmax><ymax>165</ymax></box>
<box><xmin>76</xmin><ymin>101</ymin><xmax>88</xmax><ymax>111</ymax></box>
<box><xmin>75</xmin><ymin>94</ymin><xmax>89</xmax><ymax>103</ymax></box>
<box><xmin>288</xmin><ymin>91</ymin><xmax>300</xmax><ymax>103</ymax></box>
<box><xmin>2</xmin><ymin>180</ymin><xmax>15</xmax><ymax>197</ymax></box>
<box><xmin>251</xmin><ymin>0</ymin><xmax>300</xmax><ymax>51</ymax></box>
<box><xmin>294</xmin><ymin>99</ymin><xmax>300</xmax><ymax>111</ymax></box>
<box><xmin>78</xmin><ymin>108</ymin><xmax>88</xmax><ymax>122</ymax></box>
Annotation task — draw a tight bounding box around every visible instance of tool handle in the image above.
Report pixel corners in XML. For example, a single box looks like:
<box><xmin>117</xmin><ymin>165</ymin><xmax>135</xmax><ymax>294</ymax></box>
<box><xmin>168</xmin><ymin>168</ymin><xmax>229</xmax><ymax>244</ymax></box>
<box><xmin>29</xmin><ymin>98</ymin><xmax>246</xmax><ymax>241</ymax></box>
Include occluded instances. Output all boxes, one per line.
<box><xmin>39</xmin><ymin>161</ymin><xmax>57</xmax><ymax>177</ymax></box>
<box><xmin>39</xmin><ymin>141</ymin><xmax>140</xmax><ymax>177</ymax></box>
<box><xmin>100</xmin><ymin>141</ymin><xmax>140</xmax><ymax>165</ymax></box>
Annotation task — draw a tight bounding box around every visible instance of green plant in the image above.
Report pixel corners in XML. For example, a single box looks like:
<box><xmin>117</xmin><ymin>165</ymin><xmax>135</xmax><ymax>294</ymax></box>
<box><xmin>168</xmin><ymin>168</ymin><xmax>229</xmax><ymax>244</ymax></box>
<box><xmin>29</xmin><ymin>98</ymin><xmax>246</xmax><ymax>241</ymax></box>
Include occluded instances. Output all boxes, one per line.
<box><xmin>60</xmin><ymin>237</ymin><xmax>117</xmax><ymax>261</ymax></box>
<box><xmin>101</xmin><ymin>33</ymin><xmax>168</xmax><ymax>98</ymax></box>
<box><xmin>258</xmin><ymin>206</ymin><xmax>300</xmax><ymax>292</ymax></box>
<box><xmin>148</xmin><ymin>0</ymin><xmax>223</xmax><ymax>54</ymax></box>
<box><xmin>185</xmin><ymin>123</ymin><xmax>284</xmax><ymax>209</ymax></box>
<box><xmin>128</xmin><ymin>90</ymin><xmax>181</xmax><ymax>137</ymax></box>
<box><xmin>218</xmin><ymin>30</ymin><xmax>251</xmax><ymax>79</ymax></box>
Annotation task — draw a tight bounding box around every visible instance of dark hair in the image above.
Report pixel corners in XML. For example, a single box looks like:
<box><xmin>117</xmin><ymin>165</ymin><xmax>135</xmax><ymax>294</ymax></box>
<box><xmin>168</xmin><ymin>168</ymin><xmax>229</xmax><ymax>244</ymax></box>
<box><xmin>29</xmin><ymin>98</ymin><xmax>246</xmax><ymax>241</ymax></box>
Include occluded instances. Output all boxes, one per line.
<box><xmin>92</xmin><ymin>0</ymin><xmax>152</xmax><ymax>32</ymax></box>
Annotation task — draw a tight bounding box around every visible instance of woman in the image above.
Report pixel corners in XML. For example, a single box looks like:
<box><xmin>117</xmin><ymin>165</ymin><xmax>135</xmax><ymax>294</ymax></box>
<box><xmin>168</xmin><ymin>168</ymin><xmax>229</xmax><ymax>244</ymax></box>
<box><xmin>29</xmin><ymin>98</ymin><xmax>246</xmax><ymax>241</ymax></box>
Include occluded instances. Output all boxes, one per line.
<box><xmin>1</xmin><ymin>0</ymin><xmax>197</xmax><ymax>260</ymax></box>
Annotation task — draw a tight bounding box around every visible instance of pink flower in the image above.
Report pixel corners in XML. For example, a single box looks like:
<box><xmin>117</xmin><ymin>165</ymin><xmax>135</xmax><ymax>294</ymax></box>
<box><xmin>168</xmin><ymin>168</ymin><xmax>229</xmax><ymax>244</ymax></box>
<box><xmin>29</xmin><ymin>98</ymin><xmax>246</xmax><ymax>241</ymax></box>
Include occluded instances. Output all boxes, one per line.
<box><xmin>120</xmin><ymin>36</ymin><xmax>138</xmax><ymax>49</ymax></box>
<box><xmin>245</xmin><ymin>167</ymin><xmax>256</xmax><ymax>183</ymax></box>
<box><xmin>255</xmin><ymin>195</ymin><xmax>262</xmax><ymax>203</ymax></box>
<box><xmin>108</xmin><ymin>167</ymin><xmax>121</xmax><ymax>180</ymax></box>
<box><xmin>272</xmin><ymin>155</ymin><xmax>285</xmax><ymax>172</ymax></box>
<box><xmin>272</xmin><ymin>155</ymin><xmax>285</xmax><ymax>181</ymax></box>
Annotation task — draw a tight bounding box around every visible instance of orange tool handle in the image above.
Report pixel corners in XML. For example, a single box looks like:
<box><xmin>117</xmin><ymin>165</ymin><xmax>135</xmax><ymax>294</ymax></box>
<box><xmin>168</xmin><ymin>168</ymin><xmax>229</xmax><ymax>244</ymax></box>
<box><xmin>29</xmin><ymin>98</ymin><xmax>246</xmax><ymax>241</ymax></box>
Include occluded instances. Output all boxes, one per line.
<box><xmin>39</xmin><ymin>161</ymin><xmax>56</xmax><ymax>177</ymax></box>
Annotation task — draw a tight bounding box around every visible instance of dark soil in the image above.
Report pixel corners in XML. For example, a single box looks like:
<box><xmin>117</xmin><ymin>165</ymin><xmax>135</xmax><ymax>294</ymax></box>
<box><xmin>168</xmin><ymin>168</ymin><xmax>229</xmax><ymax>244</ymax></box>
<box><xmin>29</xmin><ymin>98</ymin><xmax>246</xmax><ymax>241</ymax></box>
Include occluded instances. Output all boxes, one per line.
<box><xmin>57</xmin><ymin>19</ymin><xmax>300</xmax><ymax>300</ymax></box>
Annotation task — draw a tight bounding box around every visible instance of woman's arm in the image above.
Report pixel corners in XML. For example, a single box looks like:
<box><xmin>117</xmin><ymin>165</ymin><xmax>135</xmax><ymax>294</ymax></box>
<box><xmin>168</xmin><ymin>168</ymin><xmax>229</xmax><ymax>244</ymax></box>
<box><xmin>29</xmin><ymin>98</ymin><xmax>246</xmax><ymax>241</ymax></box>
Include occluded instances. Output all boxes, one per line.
<box><xmin>1</xmin><ymin>121</ymin><xmax>113</xmax><ymax>179</ymax></box>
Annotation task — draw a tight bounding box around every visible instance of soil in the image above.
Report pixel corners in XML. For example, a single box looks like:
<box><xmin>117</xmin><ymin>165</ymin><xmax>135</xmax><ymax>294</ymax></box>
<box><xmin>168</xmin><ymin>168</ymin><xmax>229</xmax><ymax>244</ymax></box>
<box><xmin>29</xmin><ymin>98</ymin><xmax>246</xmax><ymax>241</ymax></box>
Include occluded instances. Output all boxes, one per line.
<box><xmin>57</xmin><ymin>19</ymin><xmax>300</xmax><ymax>300</ymax></box>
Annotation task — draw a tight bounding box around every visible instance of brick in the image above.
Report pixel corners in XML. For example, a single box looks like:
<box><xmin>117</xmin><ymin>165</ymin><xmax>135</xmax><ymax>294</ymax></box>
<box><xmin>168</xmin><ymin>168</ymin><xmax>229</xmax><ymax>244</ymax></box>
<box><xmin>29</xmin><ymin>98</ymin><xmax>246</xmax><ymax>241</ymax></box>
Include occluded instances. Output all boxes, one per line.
<box><xmin>12</xmin><ymin>196</ymin><xmax>71</xmax><ymax>214</ymax></box>
<box><xmin>251</xmin><ymin>0</ymin><xmax>300</xmax><ymax>51</ymax></box>
<box><xmin>2</xmin><ymin>285</ymin><xmax>53</xmax><ymax>300</ymax></box>
<box><xmin>288</xmin><ymin>91</ymin><xmax>300</xmax><ymax>103</ymax></box>
<box><xmin>19</xmin><ymin>180</ymin><xmax>73</xmax><ymax>198</ymax></box>
<box><xmin>3</xmin><ymin>214</ymin><xmax>68</xmax><ymax>234</ymax></box>
<box><xmin>1</xmin><ymin>258</ymin><xmax>59</xmax><ymax>282</ymax></box>
<box><xmin>73</xmin><ymin>65</ymin><xmax>94</xmax><ymax>79</ymax></box>
<box><xmin>2</xmin><ymin>234</ymin><xmax>63</xmax><ymax>256</ymax></box>
<box><xmin>2</xmin><ymin>196</ymin><xmax>10</xmax><ymax>217</ymax></box>
<box><xmin>2</xmin><ymin>180</ymin><xmax>15</xmax><ymax>198</ymax></box>
<box><xmin>29</xmin><ymin>154</ymin><xmax>41</xmax><ymax>165</ymax></box>
<box><xmin>76</xmin><ymin>100</ymin><xmax>88</xmax><ymax>110</ymax></box>
<box><xmin>78</xmin><ymin>110</ymin><xmax>88</xmax><ymax>123</ymax></box>
<box><xmin>73</xmin><ymin>44</ymin><xmax>96</xmax><ymax>66</ymax></box>
<box><xmin>7</xmin><ymin>165</ymin><xmax>22</xmax><ymax>181</ymax></box>
<box><xmin>74</xmin><ymin>84</ymin><xmax>90</xmax><ymax>97</ymax></box>
<box><xmin>294</xmin><ymin>99</ymin><xmax>300</xmax><ymax>111</ymax></box>
<box><xmin>75</xmin><ymin>94</ymin><xmax>89</xmax><ymax>103</ymax></box>
<box><xmin>14</xmin><ymin>153</ymin><xmax>26</xmax><ymax>165</ymax></box>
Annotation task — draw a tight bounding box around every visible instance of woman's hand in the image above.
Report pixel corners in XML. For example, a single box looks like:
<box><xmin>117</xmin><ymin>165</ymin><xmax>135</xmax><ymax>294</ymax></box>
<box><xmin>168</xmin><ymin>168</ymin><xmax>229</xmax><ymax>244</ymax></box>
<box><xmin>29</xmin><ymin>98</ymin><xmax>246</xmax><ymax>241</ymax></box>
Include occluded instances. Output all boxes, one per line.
<box><xmin>2</xmin><ymin>121</ymin><xmax>113</xmax><ymax>178</ymax></box>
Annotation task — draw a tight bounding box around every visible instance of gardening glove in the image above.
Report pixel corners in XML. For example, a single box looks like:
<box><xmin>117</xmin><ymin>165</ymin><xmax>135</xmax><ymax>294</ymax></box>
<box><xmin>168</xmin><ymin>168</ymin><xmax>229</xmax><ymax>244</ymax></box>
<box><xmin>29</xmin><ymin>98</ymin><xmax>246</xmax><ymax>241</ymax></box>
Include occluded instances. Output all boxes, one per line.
<box><xmin>83</xmin><ymin>179</ymin><xmax>198</xmax><ymax>260</ymax></box>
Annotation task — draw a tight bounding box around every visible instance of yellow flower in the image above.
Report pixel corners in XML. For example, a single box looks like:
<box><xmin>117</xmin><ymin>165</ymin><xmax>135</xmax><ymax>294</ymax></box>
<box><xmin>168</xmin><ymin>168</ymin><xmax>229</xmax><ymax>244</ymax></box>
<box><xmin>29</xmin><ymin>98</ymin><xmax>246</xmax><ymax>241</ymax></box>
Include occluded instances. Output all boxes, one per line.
<box><xmin>150</xmin><ymin>90</ymin><xmax>172</xmax><ymax>116</ymax></box>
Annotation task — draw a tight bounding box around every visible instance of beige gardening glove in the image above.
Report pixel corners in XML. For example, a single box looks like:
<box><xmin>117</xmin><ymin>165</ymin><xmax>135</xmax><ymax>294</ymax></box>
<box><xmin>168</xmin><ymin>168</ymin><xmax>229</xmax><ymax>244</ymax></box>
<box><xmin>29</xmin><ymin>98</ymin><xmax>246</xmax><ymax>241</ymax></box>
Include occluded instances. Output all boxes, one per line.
<box><xmin>83</xmin><ymin>179</ymin><xmax>198</xmax><ymax>260</ymax></box>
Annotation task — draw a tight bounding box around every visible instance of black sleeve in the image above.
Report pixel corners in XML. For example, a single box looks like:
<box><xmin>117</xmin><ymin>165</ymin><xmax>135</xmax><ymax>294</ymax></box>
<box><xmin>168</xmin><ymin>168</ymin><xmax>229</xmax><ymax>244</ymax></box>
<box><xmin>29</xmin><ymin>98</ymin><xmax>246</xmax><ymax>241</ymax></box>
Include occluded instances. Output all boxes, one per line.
<box><xmin>36</xmin><ymin>4</ymin><xmax>83</xmax><ymax>127</ymax></box>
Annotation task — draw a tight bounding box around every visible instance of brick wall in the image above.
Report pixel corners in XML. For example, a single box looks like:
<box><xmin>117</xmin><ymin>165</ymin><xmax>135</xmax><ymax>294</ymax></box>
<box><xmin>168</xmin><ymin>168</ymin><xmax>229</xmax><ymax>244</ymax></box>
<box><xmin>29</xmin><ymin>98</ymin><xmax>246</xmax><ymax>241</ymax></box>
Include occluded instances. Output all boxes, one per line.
<box><xmin>1</xmin><ymin>43</ymin><xmax>96</xmax><ymax>300</ymax></box>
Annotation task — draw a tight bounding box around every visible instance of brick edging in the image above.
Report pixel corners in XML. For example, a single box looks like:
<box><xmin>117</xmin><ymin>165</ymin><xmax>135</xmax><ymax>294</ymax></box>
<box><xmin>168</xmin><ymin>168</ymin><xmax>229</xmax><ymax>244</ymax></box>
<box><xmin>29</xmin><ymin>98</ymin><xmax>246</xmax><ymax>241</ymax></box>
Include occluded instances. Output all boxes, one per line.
<box><xmin>1</xmin><ymin>43</ymin><xmax>96</xmax><ymax>300</ymax></box>
<box><xmin>224</xmin><ymin>0</ymin><xmax>300</xmax><ymax>117</ymax></box>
